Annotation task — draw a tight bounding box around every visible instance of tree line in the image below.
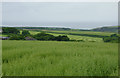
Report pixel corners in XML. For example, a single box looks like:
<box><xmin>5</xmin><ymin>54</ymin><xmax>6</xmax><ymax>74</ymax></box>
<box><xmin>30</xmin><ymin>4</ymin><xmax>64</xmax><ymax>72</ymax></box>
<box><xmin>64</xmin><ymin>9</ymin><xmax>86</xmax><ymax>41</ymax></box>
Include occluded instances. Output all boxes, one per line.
<box><xmin>2</xmin><ymin>27</ymin><xmax>119</xmax><ymax>43</ymax></box>
<box><xmin>2</xmin><ymin>27</ymin><xmax>70</xmax><ymax>41</ymax></box>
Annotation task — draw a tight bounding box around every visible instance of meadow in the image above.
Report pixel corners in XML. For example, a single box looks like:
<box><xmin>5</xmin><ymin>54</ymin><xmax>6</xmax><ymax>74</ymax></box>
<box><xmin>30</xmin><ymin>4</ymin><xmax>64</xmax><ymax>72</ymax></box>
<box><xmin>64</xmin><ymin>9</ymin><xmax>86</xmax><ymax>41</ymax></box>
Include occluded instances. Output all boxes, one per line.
<box><xmin>2</xmin><ymin>40</ymin><xmax>118</xmax><ymax>76</ymax></box>
<box><xmin>47</xmin><ymin>33</ymin><xmax>103</xmax><ymax>42</ymax></box>
<box><xmin>45</xmin><ymin>30</ymin><xmax>114</xmax><ymax>36</ymax></box>
<box><xmin>28</xmin><ymin>30</ymin><xmax>106</xmax><ymax>42</ymax></box>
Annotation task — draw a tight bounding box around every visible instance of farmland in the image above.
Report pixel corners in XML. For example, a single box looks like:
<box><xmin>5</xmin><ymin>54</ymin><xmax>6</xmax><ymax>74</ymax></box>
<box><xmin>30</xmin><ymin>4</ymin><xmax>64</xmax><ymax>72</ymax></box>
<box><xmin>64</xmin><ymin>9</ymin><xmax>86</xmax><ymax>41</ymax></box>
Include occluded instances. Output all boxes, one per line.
<box><xmin>2</xmin><ymin>29</ymin><xmax>118</xmax><ymax>76</ymax></box>
<box><xmin>28</xmin><ymin>30</ymin><xmax>113</xmax><ymax>42</ymax></box>
<box><xmin>1</xmin><ymin>1</ymin><xmax>119</xmax><ymax>76</ymax></box>
<box><xmin>2</xmin><ymin>40</ymin><xmax>118</xmax><ymax>76</ymax></box>
<box><xmin>46</xmin><ymin>30</ymin><xmax>114</xmax><ymax>36</ymax></box>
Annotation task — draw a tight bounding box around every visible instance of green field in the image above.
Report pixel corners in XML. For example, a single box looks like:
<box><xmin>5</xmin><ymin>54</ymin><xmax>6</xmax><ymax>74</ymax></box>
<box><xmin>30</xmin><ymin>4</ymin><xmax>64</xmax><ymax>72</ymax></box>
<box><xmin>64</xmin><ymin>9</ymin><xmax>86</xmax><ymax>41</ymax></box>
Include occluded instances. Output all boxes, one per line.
<box><xmin>2</xmin><ymin>40</ymin><xmax>118</xmax><ymax>76</ymax></box>
<box><xmin>45</xmin><ymin>30</ymin><xmax>114</xmax><ymax>36</ymax></box>
<box><xmin>28</xmin><ymin>30</ymin><xmax>104</xmax><ymax>42</ymax></box>
<box><xmin>28</xmin><ymin>30</ymin><xmax>114</xmax><ymax>36</ymax></box>
<box><xmin>48</xmin><ymin>33</ymin><xmax>103</xmax><ymax>42</ymax></box>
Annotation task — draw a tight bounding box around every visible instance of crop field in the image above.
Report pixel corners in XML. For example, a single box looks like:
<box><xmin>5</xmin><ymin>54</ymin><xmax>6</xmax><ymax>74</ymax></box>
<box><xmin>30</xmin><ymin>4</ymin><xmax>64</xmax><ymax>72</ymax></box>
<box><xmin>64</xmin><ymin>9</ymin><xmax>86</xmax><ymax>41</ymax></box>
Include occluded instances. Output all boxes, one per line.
<box><xmin>2</xmin><ymin>40</ymin><xmax>118</xmax><ymax>76</ymax></box>
<box><xmin>45</xmin><ymin>30</ymin><xmax>114</xmax><ymax>36</ymax></box>
<box><xmin>28</xmin><ymin>30</ymin><xmax>103</xmax><ymax>42</ymax></box>
<box><xmin>48</xmin><ymin>33</ymin><xmax>103</xmax><ymax>42</ymax></box>
<box><xmin>28</xmin><ymin>30</ymin><xmax>114</xmax><ymax>36</ymax></box>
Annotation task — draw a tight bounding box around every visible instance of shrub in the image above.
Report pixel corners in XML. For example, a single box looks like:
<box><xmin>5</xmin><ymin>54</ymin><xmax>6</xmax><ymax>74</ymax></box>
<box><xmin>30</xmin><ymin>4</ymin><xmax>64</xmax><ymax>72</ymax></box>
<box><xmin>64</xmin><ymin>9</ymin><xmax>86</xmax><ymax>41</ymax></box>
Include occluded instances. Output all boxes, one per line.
<box><xmin>76</xmin><ymin>40</ymin><xmax>84</xmax><ymax>42</ymax></box>
<box><xmin>9</xmin><ymin>34</ymin><xmax>25</xmax><ymax>40</ymax></box>
<box><xmin>103</xmin><ymin>34</ymin><xmax>119</xmax><ymax>43</ymax></box>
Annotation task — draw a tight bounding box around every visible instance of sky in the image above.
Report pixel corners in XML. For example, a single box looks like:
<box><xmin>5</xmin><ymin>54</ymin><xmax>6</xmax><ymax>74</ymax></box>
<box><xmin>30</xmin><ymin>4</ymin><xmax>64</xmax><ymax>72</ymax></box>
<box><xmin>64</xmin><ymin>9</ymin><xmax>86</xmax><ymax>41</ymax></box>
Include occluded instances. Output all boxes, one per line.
<box><xmin>1</xmin><ymin>2</ymin><xmax>118</xmax><ymax>29</ymax></box>
<box><xmin>1</xmin><ymin>0</ymin><xmax>119</xmax><ymax>2</ymax></box>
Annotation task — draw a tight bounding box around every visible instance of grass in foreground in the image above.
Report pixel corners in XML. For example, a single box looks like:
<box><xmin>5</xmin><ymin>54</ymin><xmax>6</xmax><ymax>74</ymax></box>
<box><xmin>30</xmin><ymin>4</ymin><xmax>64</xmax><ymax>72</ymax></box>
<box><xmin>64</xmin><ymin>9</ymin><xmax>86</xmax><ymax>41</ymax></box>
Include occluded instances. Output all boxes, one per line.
<box><xmin>2</xmin><ymin>40</ymin><xmax>118</xmax><ymax>76</ymax></box>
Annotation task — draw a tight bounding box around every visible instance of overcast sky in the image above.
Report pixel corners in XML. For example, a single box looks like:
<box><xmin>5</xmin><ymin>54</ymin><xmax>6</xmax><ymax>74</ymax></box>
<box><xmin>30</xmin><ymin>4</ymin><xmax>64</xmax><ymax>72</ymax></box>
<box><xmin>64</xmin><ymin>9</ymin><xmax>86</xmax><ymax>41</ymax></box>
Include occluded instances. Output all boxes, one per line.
<box><xmin>2</xmin><ymin>2</ymin><xmax>118</xmax><ymax>29</ymax></box>
<box><xmin>1</xmin><ymin>0</ymin><xmax>119</xmax><ymax>2</ymax></box>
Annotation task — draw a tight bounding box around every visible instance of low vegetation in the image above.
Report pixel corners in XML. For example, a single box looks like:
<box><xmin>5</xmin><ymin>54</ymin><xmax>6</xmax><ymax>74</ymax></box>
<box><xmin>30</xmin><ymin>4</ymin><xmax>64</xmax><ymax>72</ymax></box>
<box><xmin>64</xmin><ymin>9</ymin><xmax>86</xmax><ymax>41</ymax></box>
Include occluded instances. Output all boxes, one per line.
<box><xmin>2</xmin><ymin>27</ymin><xmax>119</xmax><ymax>43</ymax></box>
<box><xmin>2</xmin><ymin>27</ymin><xmax>119</xmax><ymax>76</ymax></box>
<box><xmin>2</xmin><ymin>40</ymin><xmax>118</xmax><ymax>76</ymax></box>
<box><xmin>103</xmin><ymin>34</ymin><xmax>120</xmax><ymax>43</ymax></box>
<box><xmin>2</xmin><ymin>27</ymin><xmax>70</xmax><ymax>41</ymax></box>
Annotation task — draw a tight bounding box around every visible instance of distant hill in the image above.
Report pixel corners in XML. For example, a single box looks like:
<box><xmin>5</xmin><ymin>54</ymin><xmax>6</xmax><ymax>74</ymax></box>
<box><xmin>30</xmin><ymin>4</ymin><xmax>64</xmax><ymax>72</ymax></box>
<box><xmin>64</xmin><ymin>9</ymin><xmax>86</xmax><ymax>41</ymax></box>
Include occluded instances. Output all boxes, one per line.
<box><xmin>2</xmin><ymin>26</ymin><xmax>120</xmax><ymax>33</ymax></box>
<box><xmin>15</xmin><ymin>27</ymin><xmax>71</xmax><ymax>31</ymax></box>
<box><xmin>91</xmin><ymin>26</ymin><xmax>119</xmax><ymax>33</ymax></box>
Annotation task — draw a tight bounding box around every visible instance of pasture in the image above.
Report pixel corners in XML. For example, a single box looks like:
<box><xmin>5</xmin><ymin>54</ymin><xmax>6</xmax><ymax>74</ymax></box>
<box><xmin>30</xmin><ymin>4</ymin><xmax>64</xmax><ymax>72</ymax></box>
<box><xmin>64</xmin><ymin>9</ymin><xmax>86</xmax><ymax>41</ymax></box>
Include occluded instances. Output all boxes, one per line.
<box><xmin>2</xmin><ymin>40</ymin><xmax>118</xmax><ymax>76</ymax></box>
<box><xmin>28</xmin><ymin>30</ymin><xmax>104</xmax><ymax>42</ymax></box>
<box><xmin>45</xmin><ymin>30</ymin><xmax>114</xmax><ymax>36</ymax></box>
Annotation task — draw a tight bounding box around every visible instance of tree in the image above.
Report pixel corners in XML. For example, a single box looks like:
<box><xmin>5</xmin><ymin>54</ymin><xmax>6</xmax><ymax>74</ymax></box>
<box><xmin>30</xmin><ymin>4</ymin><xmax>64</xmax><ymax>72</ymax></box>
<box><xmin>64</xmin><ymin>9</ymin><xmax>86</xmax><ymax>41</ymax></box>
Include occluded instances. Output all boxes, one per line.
<box><xmin>22</xmin><ymin>30</ymin><xmax>30</xmax><ymax>36</ymax></box>
<box><xmin>55</xmin><ymin>35</ymin><xmax>70</xmax><ymax>41</ymax></box>
<box><xmin>33</xmin><ymin>32</ymin><xmax>70</xmax><ymax>41</ymax></box>
<box><xmin>33</xmin><ymin>32</ymin><xmax>55</xmax><ymax>41</ymax></box>
<box><xmin>2</xmin><ymin>27</ymin><xmax>20</xmax><ymax>34</ymax></box>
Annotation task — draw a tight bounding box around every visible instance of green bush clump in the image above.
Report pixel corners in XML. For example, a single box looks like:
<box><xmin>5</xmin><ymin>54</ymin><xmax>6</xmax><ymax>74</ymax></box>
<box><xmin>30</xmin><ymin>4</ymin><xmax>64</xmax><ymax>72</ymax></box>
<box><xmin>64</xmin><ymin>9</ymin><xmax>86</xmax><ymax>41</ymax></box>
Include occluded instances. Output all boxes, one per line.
<box><xmin>103</xmin><ymin>34</ymin><xmax>119</xmax><ymax>43</ymax></box>
<box><xmin>33</xmin><ymin>32</ymin><xmax>70</xmax><ymax>41</ymax></box>
<box><xmin>9</xmin><ymin>34</ymin><xmax>25</xmax><ymax>40</ymax></box>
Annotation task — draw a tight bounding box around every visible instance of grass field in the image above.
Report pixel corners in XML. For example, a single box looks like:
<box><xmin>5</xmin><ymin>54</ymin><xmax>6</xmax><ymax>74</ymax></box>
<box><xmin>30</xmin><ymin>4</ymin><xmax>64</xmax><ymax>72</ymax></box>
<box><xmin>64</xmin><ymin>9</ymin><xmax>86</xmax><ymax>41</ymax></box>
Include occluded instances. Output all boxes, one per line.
<box><xmin>2</xmin><ymin>40</ymin><xmax>118</xmax><ymax>76</ymax></box>
<box><xmin>28</xmin><ymin>30</ymin><xmax>114</xmax><ymax>36</ymax></box>
<box><xmin>45</xmin><ymin>30</ymin><xmax>114</xmax><ymax>36</ymax></box>
<box><xmin>48</xmin><ymin>33</ymin><xmax>103</xmax><ymax>42</ymax></box>
<box><xmin>29</xmin><ymin>30</ymin><xmax>103</xmax><ymax>42</ymax></box>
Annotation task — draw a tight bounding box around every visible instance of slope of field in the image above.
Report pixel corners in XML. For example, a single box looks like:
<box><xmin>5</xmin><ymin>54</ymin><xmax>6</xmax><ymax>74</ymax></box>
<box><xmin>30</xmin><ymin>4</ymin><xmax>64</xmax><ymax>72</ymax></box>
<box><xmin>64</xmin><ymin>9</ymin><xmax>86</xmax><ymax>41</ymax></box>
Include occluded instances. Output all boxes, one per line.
<box><xmin>92</xmin><ymin>26</ymin><xmax>119</xmax><ymax>33</ymax></box>
<box><xmin>2</xmin><ymin>40</ymin><xmax>118</xmax><ymax>76</ymax></box>
<box><xmin>28</xmin><ymin>29</ymin><xmax>114</xmax><ymax>36</ymax></box>
<box><xmin>45</xmin><ymin>30</ymin><xmax>114</xmax><ymax>37</ymax></box>
<box><xmin>29</xmin><ymin>30</ymin><xmax>111</xmax><ymax>42</ymax></box>
<box><xmin>48</xmin><ymin>33</ymin><xmax>102</xmax><ymax>42</ymax></box>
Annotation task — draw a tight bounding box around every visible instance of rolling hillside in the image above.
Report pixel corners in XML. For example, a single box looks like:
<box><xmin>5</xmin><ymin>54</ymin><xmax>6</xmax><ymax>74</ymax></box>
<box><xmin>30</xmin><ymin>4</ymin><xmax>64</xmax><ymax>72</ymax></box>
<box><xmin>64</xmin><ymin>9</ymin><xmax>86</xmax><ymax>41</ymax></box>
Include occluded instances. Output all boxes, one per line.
<box><xmin>91</xmin><ymin>26</ymin><xmax>119</xmax><ymax>33</ymax></box>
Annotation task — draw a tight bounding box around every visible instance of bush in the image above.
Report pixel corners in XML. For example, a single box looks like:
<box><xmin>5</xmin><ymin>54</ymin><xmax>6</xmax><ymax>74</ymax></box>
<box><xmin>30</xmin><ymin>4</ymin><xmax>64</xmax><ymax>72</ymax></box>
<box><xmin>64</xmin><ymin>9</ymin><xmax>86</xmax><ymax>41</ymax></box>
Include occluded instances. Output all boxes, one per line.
<box><xmin>103</xmin><ymin>37</ymin><xmax>111</xmax><ymax>42</ymax></box>
<box><xmin>9</xmin><ymin>34</ymin><xmax>25</xmax><ymax>40</ymax></box>
<box><xmin>76</xmin><ymin>40</ymin><xmax>84</xmax><ymax>42</ymax></box>
<box><xmin>69</xmin><ymin>39</ymin><xmax>84</xmax><ymax>42</ymax></box>
<box><xmin>103</xmin><ymin>34</ymin><xmax>119</xmax><ymax>43</ymax></box>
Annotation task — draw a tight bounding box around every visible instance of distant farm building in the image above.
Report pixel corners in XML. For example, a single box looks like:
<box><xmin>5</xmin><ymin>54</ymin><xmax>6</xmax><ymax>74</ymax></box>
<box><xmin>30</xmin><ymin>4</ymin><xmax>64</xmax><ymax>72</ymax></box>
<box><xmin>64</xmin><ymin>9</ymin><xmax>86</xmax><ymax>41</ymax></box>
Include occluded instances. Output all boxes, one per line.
<box><xmin>0</xmin><ymin>37</ymin><xmax>9</xmax><ymax>40</ymax></box>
